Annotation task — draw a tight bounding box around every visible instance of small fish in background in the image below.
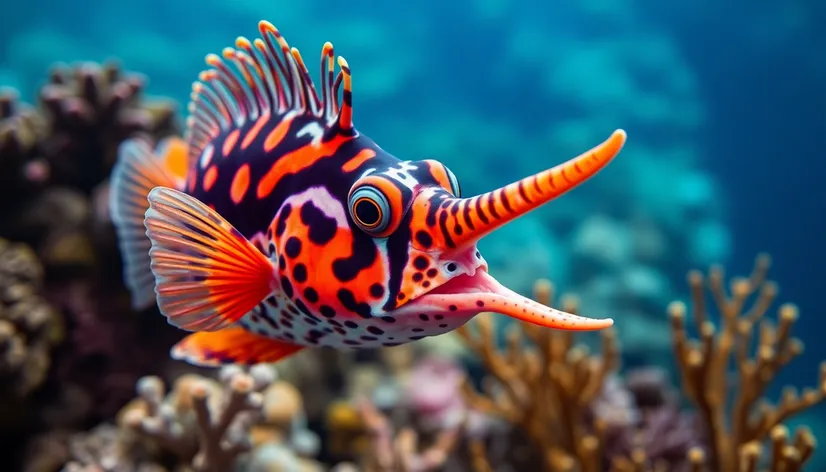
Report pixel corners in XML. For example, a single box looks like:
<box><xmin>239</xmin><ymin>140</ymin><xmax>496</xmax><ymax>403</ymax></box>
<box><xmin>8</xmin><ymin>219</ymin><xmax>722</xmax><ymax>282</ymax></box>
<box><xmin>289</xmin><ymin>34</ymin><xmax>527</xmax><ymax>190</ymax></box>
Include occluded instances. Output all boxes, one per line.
<box><xmin>108</xmin><ymin>20</ymin><xmax>627</xmax><ymax>367</ymax></box>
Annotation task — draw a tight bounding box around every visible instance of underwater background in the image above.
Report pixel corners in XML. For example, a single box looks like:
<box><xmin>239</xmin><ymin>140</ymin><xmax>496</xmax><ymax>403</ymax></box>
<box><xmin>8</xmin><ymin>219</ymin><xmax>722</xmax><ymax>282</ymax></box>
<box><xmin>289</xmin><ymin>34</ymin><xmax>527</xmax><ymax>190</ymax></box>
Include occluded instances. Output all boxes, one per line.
<box><xmin>1</xmin><ymin>0</ymin><xmax>824</xmax><ymax>471</ymax></box>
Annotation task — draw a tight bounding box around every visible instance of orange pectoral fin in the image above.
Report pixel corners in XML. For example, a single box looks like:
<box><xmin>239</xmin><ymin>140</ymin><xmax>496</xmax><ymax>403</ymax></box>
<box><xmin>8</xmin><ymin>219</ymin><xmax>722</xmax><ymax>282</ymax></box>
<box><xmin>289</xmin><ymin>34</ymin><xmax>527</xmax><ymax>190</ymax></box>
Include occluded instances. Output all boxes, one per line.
<box><xmin>144</xmin><ymin>187</ymin><xmax>277</xmax><ymax>332</ymax></box>
<box><xmin>171</xmin><ymin>327</ymin><xmax>304</xmax><ymax>366</ymax></box>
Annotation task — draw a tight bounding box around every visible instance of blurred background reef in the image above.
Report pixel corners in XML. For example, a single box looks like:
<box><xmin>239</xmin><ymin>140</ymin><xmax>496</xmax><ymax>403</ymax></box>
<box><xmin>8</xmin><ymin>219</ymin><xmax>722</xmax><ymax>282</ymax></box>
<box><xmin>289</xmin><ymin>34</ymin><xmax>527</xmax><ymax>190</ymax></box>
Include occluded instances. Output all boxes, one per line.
<box><xmin>0</xmin><ymin>0</ymin><xmax>824</xmax><ymax>471</ymax></box>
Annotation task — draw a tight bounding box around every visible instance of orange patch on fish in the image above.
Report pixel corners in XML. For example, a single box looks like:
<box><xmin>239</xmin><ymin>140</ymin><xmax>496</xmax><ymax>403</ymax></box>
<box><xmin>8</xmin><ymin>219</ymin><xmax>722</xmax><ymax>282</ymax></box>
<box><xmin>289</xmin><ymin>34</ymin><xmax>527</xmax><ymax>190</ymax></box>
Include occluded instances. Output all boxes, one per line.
<box><xmin>242</xmin><ymin>113</ymin><xmax>270</xmax><ymax>150</ymax></box>
<box><xmin>257</xmin><ymin>133</ymin><xmax>351</xmax><ymax>199</ymax></box>
<box><xmin>342</xmin><ymin>148</ymin><xmax>376</xmax><ymax>172</ymax></box>
<box><xmin>223</xmin><ymin>129</ymin><xmax>241</xmax><ymax>156</ymax></box>
<box><xmin>230</xmin><ymin>164</ymin><xmax>251</xmax><ymax>204</ymax></box>
<box><xmin>263</xmin><ymin>114</ymin><xmax>294</xmax><ymax>152</ymax></box>
<box><xmin>203</xmin><ymin>166</ymin><xmax>218</xmax><ymax>191</ymax></box>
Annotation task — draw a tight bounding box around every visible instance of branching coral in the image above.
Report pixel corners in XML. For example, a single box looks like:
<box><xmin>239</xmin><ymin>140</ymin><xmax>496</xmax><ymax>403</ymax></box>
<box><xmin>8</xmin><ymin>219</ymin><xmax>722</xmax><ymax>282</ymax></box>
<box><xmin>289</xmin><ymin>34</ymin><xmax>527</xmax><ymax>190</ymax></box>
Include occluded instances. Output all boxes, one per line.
<box><xmin>669</xmin><ymin>253</ymin><xmax>824</xmax><ymax>471</ymax></box>
<box><xmin>69</xmin><ymin>365</ymin><xmax>322</xmax><ymax>472</ymax></box>
<box><xmin>119</xmin><ymin>366</ymin><xmax>272</xmax><ymax>472</ymax></box>
<box><xmin>38</xmin><ymin>61</ymin><xmax>178</xmax><ymax>192</ymax></box>
<box><xmin>456</xmin><ymin>280</ymin><xmax>620</xmax><ymax>471</ymax></box>
<box><xmin>0</xmin><ymin>89</ymin><xmax>49</xmax><ymax>201</ymax></box>
<box><xmin>354</xmin><ymin>399</ymin><xmax>464</xmax><ymax>472</ymax></box>
<box><xmin>0</xmin><ymin>237</ymin><xmax>62</xmax><ymax>400</ymax></box>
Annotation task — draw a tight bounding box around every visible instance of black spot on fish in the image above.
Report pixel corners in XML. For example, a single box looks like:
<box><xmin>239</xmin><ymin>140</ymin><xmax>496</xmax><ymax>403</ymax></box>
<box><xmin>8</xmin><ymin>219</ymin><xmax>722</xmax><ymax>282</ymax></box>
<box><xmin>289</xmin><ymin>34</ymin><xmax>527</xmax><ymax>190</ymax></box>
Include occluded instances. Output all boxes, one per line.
<box><xmin>381</xmin><ymin>316</ymin><xmax>395</xmax><ymax>323</ymax></box>
<box><xmin>285</xmin><ymin>237</ymin><xmax>302</xmax><ymax>258</ymax></box>
<box><xmin>344</xmin><ymin>320</ymin><xmax>358</xmax><ymax>329</ymax></box>
<box><xmin>415</xmin><ymin>230</ymin><xmax>433</xmax><ymax>248</ymax></box>
<box><xmin>295</xmin><ymin>299</ymin><xmax>312</xmax><ymax>316</ymax></box>
<box><xmin>366</xmin><ymin>326</ymin><xmax>384</xmax><ymax>335</ymax></box>
<box><xmin>300</xmin><ymin>201</ymin><xmax>337</xmax><ymax>245</ymax></box>
<box><xmin>337</xmin><ymin>288</ymin><xmax>372</xmax><ymax>318</ymax></box>
<box><xmin>369</xmin><ymin>283</ymin><xmax>385</xmax><ymax>298</ymax></box>
<box><xmin>319</xmin><ymin>305</ymin><xmax>336</xmax><ymax>318</ymax></box>
<box><xmin>280</xmin><ymin>276</ymin><xmax>294</xmax><ymax>298</ymax></box>
<box><xmin>275</xmin><ymin>204</ymin><xmax>291</xmax><ymax>237</ymax></box>
<box><xmin>304</xmin><ymin>287</ymin><xmax>319</xmax><ymax>303</ymax></box>
<box><xmin>413</xmin><ymin>256</ymin><xmax>428</xmax><ymax>270</ymax></box>
<box><xmin>332</xmin><ymin>237</ymin><xmax>378</xmax><ymax>282</ymax></box>
<box><xmin>293</xmin><ymin>263</ymin><xmax>307</xmax><ymax>283</ymax></box>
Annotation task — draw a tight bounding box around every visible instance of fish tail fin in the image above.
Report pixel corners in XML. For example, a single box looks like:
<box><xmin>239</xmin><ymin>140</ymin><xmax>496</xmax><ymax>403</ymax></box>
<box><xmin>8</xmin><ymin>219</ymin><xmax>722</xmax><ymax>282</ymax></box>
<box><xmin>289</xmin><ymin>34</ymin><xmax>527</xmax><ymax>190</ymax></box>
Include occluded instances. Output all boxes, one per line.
<box><xmin>171</xmin><ymin>327</ymin><xmax>304</xmax><ymax>367</ymax></box>
<box><xmin>109</xmin><ymin>136</ymin><xmax>189</xmax><ymax>310</ymax></box>
<box><xmin>144</xmin><ymin>186</ymin><xmax>277</xmax><ymax>332</ymax></box>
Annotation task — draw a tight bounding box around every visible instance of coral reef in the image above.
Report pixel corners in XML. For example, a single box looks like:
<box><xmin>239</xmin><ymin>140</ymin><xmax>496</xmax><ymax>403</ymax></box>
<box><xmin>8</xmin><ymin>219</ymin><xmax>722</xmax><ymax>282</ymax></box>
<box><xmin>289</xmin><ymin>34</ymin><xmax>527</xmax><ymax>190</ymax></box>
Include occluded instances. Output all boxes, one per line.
<box><xmin>669</xmin><ymin>254</ymin><xmax>824</xmax><ymax>471</ymax></box>
<box><xmin>352</xmin><ymin>400</ymin><xmax>463</xmax><ymax>472</ymax></box>
<box><xmin>0</xmin><ymin>89</ymin><xmax>49</xmax><ymax>203</ymax></box>
<box><xmin>0</xmin><ymin>61</ymin><xmax>184</xmax><ymax>471</ymax></box>
<box><xmin>0</xmin><ymin>238</ymin><xmax>62</xmax><ymax>402</ymax></box>
<box><xmin>0</xmin><ymin>7</ymin><xmax>822</xmax><ymax>472</ymax></box>
<box><xmin>61</xmin><ymin>365</ymin><xmax>323</xmax><ymax>472</ymax></box>
<box><xmin>38</xmin><ymin>61</ymin><xmax>177</xmax><ymax>193</ymax></box>
<box><xmin>457</xmin><ymin>281</ymin><xmax>626</xmax><ymax>472</ymax></box>
<box><xmin>457</xmin><ymin>255</ymin><xmax>823</xmax><ymax>472</ymax></box>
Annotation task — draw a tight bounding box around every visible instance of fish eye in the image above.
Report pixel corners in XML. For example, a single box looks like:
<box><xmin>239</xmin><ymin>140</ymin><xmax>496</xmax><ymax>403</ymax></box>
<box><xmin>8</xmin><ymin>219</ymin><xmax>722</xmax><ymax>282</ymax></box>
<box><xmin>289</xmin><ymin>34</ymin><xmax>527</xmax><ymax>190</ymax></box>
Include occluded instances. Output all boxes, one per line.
<box><xmin>349</xmin><ymin>185</ymin><xmax>391</xmax><ymax>234</ymax></box>
<box><xmin>444</xmin><ymin>165</ymin><xmax>461</xmax><ymax>198</ymax></box>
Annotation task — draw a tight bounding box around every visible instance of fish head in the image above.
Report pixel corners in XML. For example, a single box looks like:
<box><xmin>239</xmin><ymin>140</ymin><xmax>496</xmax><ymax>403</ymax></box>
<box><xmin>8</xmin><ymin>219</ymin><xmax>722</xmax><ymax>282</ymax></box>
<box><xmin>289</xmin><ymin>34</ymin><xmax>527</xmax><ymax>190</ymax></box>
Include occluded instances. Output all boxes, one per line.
<box><xmin>343</xmin><ymin>129</ymin><xmax>628</xmax><ymax>332</ymax></box>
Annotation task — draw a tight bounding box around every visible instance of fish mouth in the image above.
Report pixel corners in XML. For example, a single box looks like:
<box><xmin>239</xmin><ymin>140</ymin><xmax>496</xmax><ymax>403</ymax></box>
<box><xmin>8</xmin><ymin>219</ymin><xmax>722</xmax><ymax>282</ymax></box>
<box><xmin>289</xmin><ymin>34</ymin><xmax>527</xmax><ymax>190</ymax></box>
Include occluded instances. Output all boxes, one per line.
<box><xmin>409</xmin><ymin>269</ymin><xmax>613</xmax><ymax>331</ymax></box>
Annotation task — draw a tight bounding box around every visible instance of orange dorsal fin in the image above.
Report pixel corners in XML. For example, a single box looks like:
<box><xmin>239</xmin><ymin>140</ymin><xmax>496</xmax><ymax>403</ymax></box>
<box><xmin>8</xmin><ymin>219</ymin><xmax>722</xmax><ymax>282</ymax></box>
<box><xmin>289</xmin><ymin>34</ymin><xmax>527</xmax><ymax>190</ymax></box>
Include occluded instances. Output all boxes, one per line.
<box><xmin>109</xmin><ymin>137</ymin><xmax>189</xmax><ymax>309</ymax></box>
<box><xmin>144</xmin><ymin>187</ymin><xmax>276</xmax><ymax>332</ymax></box>
<box><xmin>171</xmin><ymin>327</ymin><xmax>304</xmax><ymax>366</ymax></box>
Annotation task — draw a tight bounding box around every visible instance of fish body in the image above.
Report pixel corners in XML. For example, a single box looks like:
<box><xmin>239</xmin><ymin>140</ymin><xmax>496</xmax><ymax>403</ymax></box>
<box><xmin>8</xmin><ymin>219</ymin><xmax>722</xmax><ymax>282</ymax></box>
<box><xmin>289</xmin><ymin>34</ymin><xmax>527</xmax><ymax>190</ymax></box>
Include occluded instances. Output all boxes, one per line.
<box><xmin>109</xmin><ymin>21</ymin><xmax>627</xmax><ymax>366</ymax></box>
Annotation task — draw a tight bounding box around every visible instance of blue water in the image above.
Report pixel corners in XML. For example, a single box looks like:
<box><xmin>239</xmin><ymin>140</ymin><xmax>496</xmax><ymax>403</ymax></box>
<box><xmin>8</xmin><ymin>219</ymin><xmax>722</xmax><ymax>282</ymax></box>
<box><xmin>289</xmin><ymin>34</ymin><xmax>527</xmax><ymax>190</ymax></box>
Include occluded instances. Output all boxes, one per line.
<box><xmin>3</xmin><ymin>0</ymin><xmax>824</xmax><ymax>464</ymax></box>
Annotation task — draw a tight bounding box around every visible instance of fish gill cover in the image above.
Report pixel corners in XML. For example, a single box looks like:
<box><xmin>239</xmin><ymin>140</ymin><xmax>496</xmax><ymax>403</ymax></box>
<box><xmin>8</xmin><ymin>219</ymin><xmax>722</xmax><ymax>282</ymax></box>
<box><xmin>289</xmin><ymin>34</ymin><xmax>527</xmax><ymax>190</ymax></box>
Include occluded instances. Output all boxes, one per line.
<box><xmin>0</xmin><ymin>0</ymin><xmax>824</xmax><ymax>471</ymax></box>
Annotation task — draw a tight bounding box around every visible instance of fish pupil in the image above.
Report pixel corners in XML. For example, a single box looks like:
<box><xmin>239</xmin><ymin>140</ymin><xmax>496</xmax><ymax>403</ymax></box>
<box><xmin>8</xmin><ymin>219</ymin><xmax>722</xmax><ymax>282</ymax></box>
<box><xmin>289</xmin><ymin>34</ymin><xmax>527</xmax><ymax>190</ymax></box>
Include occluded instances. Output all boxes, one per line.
<box><xmin>355</xmin><ymin>199</ymin><xmax>380</xmax><ymax>226</ymax></box>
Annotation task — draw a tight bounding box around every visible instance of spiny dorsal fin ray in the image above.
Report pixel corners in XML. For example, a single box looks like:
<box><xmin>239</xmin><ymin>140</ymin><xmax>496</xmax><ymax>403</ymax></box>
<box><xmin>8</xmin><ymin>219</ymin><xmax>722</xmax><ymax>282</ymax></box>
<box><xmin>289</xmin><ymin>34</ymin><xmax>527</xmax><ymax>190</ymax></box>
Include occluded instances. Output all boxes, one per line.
<box><xmin>185</xmin><ymin>20</ymin><xmax>355</xmax><ymax>169</ymax></box>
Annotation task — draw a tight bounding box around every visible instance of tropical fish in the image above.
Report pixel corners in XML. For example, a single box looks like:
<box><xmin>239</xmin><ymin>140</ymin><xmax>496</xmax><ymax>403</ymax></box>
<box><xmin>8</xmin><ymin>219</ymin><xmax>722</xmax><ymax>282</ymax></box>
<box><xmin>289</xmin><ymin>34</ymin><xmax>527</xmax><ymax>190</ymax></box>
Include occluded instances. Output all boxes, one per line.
<box><xmin>109</xmin><ymin>20</ymin><xmax>627</xmax><ymax>367</ymax></box>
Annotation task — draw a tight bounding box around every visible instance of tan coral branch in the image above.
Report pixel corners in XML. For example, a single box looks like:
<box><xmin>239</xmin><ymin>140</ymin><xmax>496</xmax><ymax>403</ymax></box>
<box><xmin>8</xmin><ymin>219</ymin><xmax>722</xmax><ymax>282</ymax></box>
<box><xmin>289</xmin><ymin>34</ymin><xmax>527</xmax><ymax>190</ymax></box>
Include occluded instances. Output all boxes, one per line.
<box><xmin>669</xmin><ymin>254</ymin><xmax>825</xmax><ymax>471</ymax></box>
<box><xmin>457</xmin><ymin>279</ymin><xmax>618</xmax><ymax>472</ymax></box>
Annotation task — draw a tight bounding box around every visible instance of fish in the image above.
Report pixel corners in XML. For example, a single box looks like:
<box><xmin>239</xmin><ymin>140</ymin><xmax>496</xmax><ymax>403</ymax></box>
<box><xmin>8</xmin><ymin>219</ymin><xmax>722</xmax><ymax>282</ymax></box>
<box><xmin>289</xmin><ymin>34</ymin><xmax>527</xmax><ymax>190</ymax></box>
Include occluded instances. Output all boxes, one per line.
<box><xmin>108</xmin><ymin>20</ymin><xmax>627</xmax><ymax>367</ymax></box>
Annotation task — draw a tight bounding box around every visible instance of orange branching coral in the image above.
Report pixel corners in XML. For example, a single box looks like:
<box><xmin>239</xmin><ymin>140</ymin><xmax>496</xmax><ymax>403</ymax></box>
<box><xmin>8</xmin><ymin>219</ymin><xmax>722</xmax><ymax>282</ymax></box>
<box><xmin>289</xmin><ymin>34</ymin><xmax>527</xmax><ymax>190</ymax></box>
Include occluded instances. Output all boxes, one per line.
<box><xmin>669</xmin><ymin>253</ymin><xmax>824</xmax><ymax>471</ymax></box>
<box><xmin>457</xmin><ymin>280</ymin><xmax>620</xmax><ymax>472</ymax></box>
